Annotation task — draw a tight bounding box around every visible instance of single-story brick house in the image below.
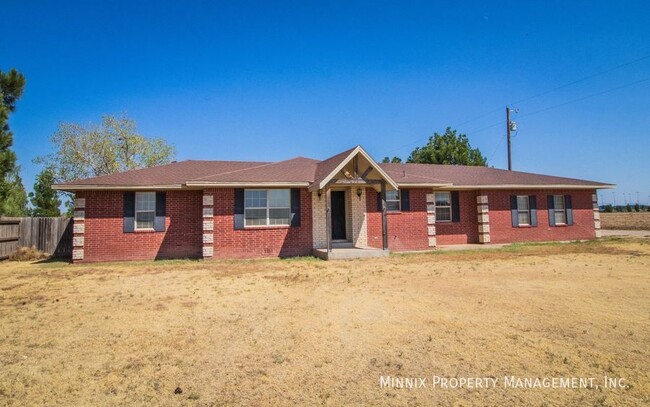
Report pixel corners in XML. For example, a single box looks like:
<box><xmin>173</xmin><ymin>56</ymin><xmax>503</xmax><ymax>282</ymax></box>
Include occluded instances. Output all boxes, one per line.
<box><xmin>54</xmin><ymin>146</ymin><xmax>613</xmax><ymax>262</ymax></box>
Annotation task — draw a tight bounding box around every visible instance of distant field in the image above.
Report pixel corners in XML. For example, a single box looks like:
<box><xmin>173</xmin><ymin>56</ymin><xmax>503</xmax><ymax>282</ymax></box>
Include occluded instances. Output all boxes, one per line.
<box><xmin>1</xmin><ymin>239</ymin><xmax>649</xmax><ymax>406</ymax></box>
<box><xmin>600</xmin><ymin>212</ymin><xmax>650</xmax><ymax>230</ymax></box>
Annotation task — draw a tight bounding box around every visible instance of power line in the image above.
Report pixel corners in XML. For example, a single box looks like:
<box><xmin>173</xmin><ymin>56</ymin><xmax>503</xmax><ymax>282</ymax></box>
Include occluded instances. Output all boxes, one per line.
<box><xmin>510</xmin><ymin>52</ymin><xmax>650</xmax><ymax>107</ymax></box>
<box><xmin>518</xmin><ymin>76</ymin><xmax>650</xmax><ymax>119</ymax></box>
<box><xmin>455</xmin><ymin>52</ymin><xmax>650</xmax><ymax>128</ymax></box>
<box><xmin>487</xmin><ymin>134</ymin><xmax>507</xmax><ymax>164</ymax></box>
<box><xmin>392</xmin><ymin>51</ymin><xmax>650</xmax><ymax>154</ymax></box>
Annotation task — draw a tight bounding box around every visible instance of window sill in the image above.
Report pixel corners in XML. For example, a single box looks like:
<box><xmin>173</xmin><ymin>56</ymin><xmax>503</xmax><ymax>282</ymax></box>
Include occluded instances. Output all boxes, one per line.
<box><xmin>134</xmin><ymin>229</ymin><xmax>157</xmax><ymax>233</ymax></box>
<box><xmin>553</xmin><ymin>223</ymin><xmax>569</xmax><ymax>227</ymax></box>
<box><xmin>244</xmin><ymin>225</ymin><xmax>291</xmax><ymax>230</ymax></box>
<box><xmin>435</xmin><ymin>220</ymin><xmax>452</xmax><ymax>224</ymax></box>
<box><xmin>517</xmin><ymin>224</ymin><xmax>532</xmax><ymax>228</ymax></box>
<box><xmin>387</xmin><ymin>210</ymin><xmax>402</xmax><ymax>214</ymax></box>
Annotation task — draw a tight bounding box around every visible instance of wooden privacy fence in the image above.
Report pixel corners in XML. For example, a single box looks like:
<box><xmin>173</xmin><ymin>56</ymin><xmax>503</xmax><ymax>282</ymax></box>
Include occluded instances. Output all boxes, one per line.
<box><xmin>0</xmin><ymin>217</ymin><xmax>73</xmax><ymax>259</ymax></box>
<box><xmin>0</xmin><ymin>220</ymin><xmax>20</xmax><ymax>260</ymax></box>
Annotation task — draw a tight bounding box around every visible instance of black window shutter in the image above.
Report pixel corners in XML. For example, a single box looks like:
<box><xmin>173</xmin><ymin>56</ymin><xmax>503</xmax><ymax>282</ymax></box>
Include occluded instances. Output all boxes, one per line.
<box><xmin>154</xmin><ymin>192</ymin><xmax>166</xmax><ymax>232</ymax></box>
<box><xmin>451</xmin><ymin>191</ymin><xmax>460</xmax><ymax>222</ymax></box>
<box><xmin>510</xmin><ymin>195</ymin><xmax>519</xmax><ymax>227</ymax></box>
<box><xmin>400</xmin><ymin>189</ymin><xmax>410</xmax><ymax>211</ymax></box>
<box><xmin>234</xmin><ymin>189</ymin><xmax>245</xmax><ymax>230</ymax></box>
<box><xmin>377</xmin><ymin>191</ymin><xmax>382</xmax><ymax>212</ymax></box>
<box><xmin>565</xmin><ymin>195</ymin><xmax>573</xmax><ymax>225</ymax></box>
<box><xmin>529</xmin><ymin>195</ymin><xmax>538</xmax><ymax>227</ymax></box>
<box><xmin>123</xmin><ymin>192</ymin><xmax>135</xmax><ymax>233</ymax></box>
<box><xmin>547</xmin><ymin>195</ymin><xmax>556</xmax><ymax>226</ymax></box>
<box><xmin>290</xmin><ymin>188</ymin><xmax>301</xmax><ymax>227</ymax></box>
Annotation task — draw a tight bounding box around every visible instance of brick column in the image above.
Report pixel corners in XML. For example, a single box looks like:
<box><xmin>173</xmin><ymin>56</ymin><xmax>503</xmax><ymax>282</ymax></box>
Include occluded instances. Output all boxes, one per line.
<box><xmin>350</xmin><ymin>187</ymin><xmax>368</xmax><ymax>247</ymax></box>
<box><xmin>202</xmin><ymin>193</ymin><xmax>214</xmax><ymax>258</ymax></box>
<box><xmin>312</xmin><ymin>191</ymin><xmax>327</xmax><ymax>249</ymax></box>
<box><xmin>477</xmin><ymin>194</ymin><xmax>490</xmax><ymax>243</ymax></box>
<box><xmin>72</xmin><ymin>197</ymin><xmax>85</xmax><ymax>261</ymax></box>
<box><xmin>426</xmin><ymin>193</ymin><xmax>436</xmax><ymax>247</ymax></box>
<box><xmin>592</xmin><ymin>193</ymin><xmax>601</xmax><ymax>238</ymax></box>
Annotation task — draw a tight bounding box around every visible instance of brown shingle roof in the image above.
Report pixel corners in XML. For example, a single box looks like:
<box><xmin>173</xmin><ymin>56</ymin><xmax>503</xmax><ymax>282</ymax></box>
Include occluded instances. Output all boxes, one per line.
<box><xmin>313</xmin><ymin>146</ymin><xmax>358</xmax><ymax>186</ymax></box>
<box><xmin>53</xmin><ymin>147</ymin><xmax>613</xmax><ymax>190</ymax></box>
<box><xmin>187</xmin><ymin>157</ymin><xmax>319</xmax><ymax>184</ymax></box>
<box><xmin>380</xmin><ymin>163</ymin><xmax>611</xmax><ymax>188</ymax></box>
<box><xmin>56</xmin><ymin>160</ymin><xmax>268</xmax><ymax>187</ymax></box>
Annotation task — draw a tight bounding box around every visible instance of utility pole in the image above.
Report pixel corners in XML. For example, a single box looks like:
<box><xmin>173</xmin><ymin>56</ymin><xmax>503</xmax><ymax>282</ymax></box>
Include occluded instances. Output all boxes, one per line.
<box><xmin>506</xmin><ymin>107</ymin><xmax>512</xmax><ymax>171</ymax></box>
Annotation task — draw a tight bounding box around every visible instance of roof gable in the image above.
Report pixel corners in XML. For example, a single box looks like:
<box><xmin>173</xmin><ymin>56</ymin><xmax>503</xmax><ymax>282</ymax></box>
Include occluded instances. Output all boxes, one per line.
<box><xmin>311</xmin><ymin>146</ymin><xmax>399</xmax><ymax>191</ymax></box>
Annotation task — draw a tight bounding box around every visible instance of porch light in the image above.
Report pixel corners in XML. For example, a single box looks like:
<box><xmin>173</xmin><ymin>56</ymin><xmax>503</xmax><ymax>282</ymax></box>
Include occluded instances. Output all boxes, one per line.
<box><xmin>318</xmin><ymin>189</ymin><xmax>323</xmax><ymax>199</ymax></box>
<box><xmin>356</xmin><ymin>188</ymin><xmax>362</xmax><ymax>199</ymax></box>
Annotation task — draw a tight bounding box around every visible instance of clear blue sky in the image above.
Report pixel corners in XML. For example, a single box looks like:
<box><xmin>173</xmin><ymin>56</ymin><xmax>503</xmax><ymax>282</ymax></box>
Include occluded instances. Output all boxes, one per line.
<box><xmin>2</xmin><ymin>1</ymin><xmax>649</xmax><ymax>205</ymax></box>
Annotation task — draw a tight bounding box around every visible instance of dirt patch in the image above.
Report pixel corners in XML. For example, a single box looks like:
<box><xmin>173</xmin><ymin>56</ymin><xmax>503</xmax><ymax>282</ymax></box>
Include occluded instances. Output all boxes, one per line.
<box><xmin>0</xmin><ymin>239</ymin><xmax>648</xmax><ymax>406</ymax></box>
<box><xmin>601</xmin><ymin>212</ymin><xmax>650</xmax><ymax>230</ymax></box>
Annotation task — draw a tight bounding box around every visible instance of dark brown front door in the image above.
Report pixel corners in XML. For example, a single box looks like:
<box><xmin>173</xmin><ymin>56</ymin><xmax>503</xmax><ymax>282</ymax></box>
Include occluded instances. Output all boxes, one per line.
<box><xmin>331</xmin><ymin>191</ymin><xmax>346</xmax><ymax>240</ymax></box>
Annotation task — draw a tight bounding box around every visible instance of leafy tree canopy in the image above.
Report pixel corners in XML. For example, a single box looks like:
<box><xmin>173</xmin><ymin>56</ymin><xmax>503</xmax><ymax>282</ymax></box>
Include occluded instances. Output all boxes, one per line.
<box><xmin>1</xmin><ymin>170</ymin><xmax>28</xmax><ymax>216</ymax></box>
<box><xmin>407</xmin><ymin>127</ymin><xmax>487</xmax><ymax>166</ymax></box>
<box><xmin>37</xmin><ymin>114</ymin><xmax>176</xmax><ymax>182</ymax></box>
<box><xmin>29</xmin><ymin>167</ymin><xmax>61</xmax><ymax>217</ymax></box>
<box><xmin>382</xmin><ymin>156</ymin><xmax>402</xmax><ymax>163</ymax></box>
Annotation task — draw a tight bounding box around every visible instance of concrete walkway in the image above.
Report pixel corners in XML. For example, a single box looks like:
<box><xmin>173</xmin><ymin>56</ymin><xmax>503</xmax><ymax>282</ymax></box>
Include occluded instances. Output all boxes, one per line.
<box><xmin>601</xmin><ymin>229</ymin><xmax>650</xmax><ymax>238</ymax></box>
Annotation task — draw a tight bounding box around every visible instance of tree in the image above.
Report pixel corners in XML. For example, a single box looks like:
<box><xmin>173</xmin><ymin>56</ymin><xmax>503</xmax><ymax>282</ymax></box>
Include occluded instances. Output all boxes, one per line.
<box><xmin>382</xmin><ymin>156</ymin><xmax>402</xmax><ymax>163</ymax></box>
<box><xmin>407</xmin><ymin>127</ymin><xmax>487</xmax><ymax>166</ymax></box>
<box><xmin>603</xmin><ymin>204</ymin><xmax>614</xmax><ymax>213</ymax></box>
<box><xmin>1</xmin><ymin>170</ymin><xmax>28</xmax><ymax>216</ymax></box>
<box><xmin>0</xmin><ymin>68</ymin><xmax>27</xmax><ymax>215</ymax></box>
<box><xmin>29</xmin><ymin>167</ymin><xmax>61</xmax><ymax>217</ymax></box>
<box><xmin>36</xmin><ymin>114</ymin><xmax>176</xmax><ymax>182</ymax></box>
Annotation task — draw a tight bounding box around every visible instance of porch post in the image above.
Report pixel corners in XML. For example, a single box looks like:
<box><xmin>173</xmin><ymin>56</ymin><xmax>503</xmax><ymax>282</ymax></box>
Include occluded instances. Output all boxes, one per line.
<box><xmin>325</xmin><ymin>187</ymin><xmax>332</xmax><ymax>252</ymax></box>
<box><xmin>380</xmin><ymin>181</ymin><xmax>388</xmax><ymax>250</ymax></box>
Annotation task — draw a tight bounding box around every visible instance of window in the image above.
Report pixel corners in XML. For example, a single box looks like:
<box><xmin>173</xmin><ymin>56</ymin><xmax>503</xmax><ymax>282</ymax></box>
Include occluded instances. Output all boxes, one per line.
<box><xmin>516</xmin><ymin>196</ymin><xmax>530</xmax><ymax>225</ymax></box>
<box><xmin>135</xmin><ymin>192</ymin><xmax>155</xmax><ymax>230</ymax></box>
<box><xmin>244</xmin><ymin>189</ymin><xmax>291</xmax><ymax>226</ymax></box>
<box><xmin>386</xmin><ymin>190</ymin><xmax>400</xmax><ymax>211</ymax></box>
<box><xmin>435</xmin><ymin>192</ymin><xmax>452</xmax><ymax>222</ymax></box>
<box><xmin>553</xmin><ymin>195</ymin><xmax>566</xmax><ymax>224</ymax></box>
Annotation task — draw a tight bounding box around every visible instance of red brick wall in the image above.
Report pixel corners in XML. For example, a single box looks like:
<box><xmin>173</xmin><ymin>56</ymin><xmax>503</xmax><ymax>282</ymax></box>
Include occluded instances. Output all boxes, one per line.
<box><xmin>486</xmin><ymin>189</ymin><xmax>596</xmax><ymax>243</ymax></box>
<box><xmin>76</xmin><ymin>187</ymin><xmax>596</xmax><ymax>262</ymax></box>
<box><xmin>77</xmin><ymin>190</ymin><xmax>203</xmax><ymax>262</ymax></box>
<box><xmin>366</xmin><ymin>188</ymin><xmax>430</xmax><ymax>251</ymax></box>
<box><xmin>435</xmin><ymin>190</ymin><xmax>480</xmax><ymax>245</ymax></box>
<box><xmin>206</xmin><ymin>188</ymin><xmax>313</xmax><ymax>258</ymax></box>
<box><xmin>365</xmin><ymin>188</ymin><xmax>595</xmax><ymax>248</ymax></box>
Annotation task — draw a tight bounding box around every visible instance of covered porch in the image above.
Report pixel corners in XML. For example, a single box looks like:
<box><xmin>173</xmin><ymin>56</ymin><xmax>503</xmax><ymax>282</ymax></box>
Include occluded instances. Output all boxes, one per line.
<box><xmin>309</xmin><ymin>146</ymin><xmax>398</xmax><ymax>260</ymax></box>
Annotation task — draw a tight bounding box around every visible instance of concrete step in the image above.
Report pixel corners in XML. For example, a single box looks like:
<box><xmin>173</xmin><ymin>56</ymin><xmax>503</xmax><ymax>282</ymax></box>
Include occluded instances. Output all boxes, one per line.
<box><xmin>313</xmin><ymin>247</ymin><xmax>390</xmax><ymax>260</ymax></box>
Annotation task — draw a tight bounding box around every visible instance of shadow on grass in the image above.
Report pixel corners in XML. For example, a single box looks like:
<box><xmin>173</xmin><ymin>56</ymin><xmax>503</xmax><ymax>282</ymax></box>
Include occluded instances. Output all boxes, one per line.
<box><xmin>34</xmin><ymin>257</ymin><xmax>72</xmax><ymax>265</ymax></box>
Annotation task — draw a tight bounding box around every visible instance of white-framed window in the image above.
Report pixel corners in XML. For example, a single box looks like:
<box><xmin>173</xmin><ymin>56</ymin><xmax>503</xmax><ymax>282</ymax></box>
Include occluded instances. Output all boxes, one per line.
<box><xmin>135</xmin><ymin>191</ymin><xmax>156</xmax><ymax>230</ymax></box>
<box><xmin>435</xmin><ymin>191</ymin><xmax>452</xmax><ymax>222</ymax></box>
<box><xmin>244</xmin><ymin>189</ymin><xmax>291</xmax><ymax>227</ymax></box>
<box><xmin>516</xmin><ymin>195</ymin><xmax>530</xmax><ymax>225</ymax></box>
<box><xmin>386</xmin><ymin>190</ymin><xmax>400</xmax><ymax>211</ymax></box>
<box><xmin>553</xmin><ymin>195</ymin><xmax>566</xmax><ymax>225</ymax></box>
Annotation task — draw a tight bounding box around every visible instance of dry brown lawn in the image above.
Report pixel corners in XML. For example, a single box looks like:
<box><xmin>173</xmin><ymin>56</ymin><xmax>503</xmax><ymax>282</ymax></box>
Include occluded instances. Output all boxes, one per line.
<box><xmin>601</xmin><ymin>212</ymin><xmax>650</xmax><ymax>230</ymax></box>
<box><xmin>1</xmin><ymin>238</ymin><xmax>649</xmax><ymax>406</ymax></box>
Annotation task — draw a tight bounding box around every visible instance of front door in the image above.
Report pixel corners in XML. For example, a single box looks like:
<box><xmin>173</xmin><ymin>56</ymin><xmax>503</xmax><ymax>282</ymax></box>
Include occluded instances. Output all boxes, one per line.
<box><xmin>331</xmin><ymin>191</ymin><xmax>347</xmax><ymax>240</ymax></box>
